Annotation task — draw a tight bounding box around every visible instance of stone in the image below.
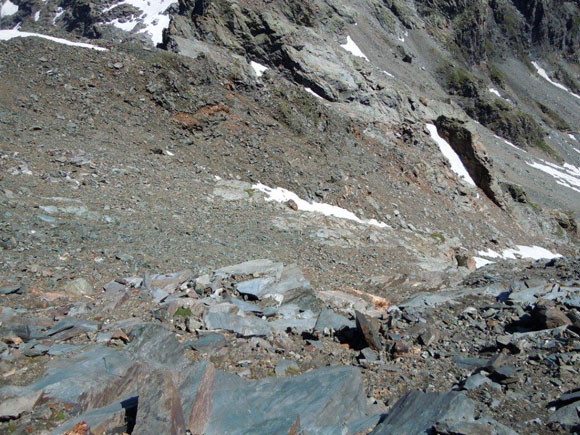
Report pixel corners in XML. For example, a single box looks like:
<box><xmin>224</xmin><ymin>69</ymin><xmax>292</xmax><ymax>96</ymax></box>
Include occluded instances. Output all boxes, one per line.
<box><xmin>103</xmin><ymin>281</ymin><xmax>125</xmax><ymax>293</ymax></box>
<box><xmin>275</xmin><ymin>359</ymin><xmax>299</xmax><ymax>376</ymax></box>
<box><xmin>462</xmin><ymin>373</ymin><xmax>500</xmax><ymax>391</ymax></box>
<box><xmin>189</xmin><ymin>364</ymin><xmax>382</xmax><ymax>434</ymax></box>
<box><xmin>548</xmin><ymin>402</ymin><xmax>580</xmax><ymax>430</ymax></box>
<box><xmin>0</xmin><ymin>390</ymin><xmax>42</xmax><ymax>420</ymax></box>
<box><xmin>0</xmin><ymin>285</ymin><xmax>22</xmax><ymax>295</ymax></box>
<box><xmin>132</xmin><ymin>370</ymin><xmax>187</xmax><ymax>434</ymax></box>
<box><xmin>314</xmin><ymin>309</ymin><xmax>355</xmax><ymax>333</ymax></box>
<box><xmin>56</xmin><ymin>396</ymin><xmax>138</xmax><ymax>434</ymax></box>
<box><xmin>127</xmin><ymin>324</ymin><xmax>188</xmax><ymax>369</ymax></box>
<box><xmin>370</xmin><ymin>392</ymin><xmax>475</xmax><ymax>434</ymax></box>
<box><xmin>205</xmin><ymin>303</ymin><xmax>271</xmax><ymax>337</ymax></box>
<box><xmin>360</xmin><ymin>347</ymin><xmax>379</xmax><ymax>362</ymax></box>
<box><xmin>0</xmin><ymin>345</ymin><xmax>135</xmax><ymax>404</ymax></box>
<box><xmin>490</xmin><ymin>366</ymin><xmax>519</xmax><ymax>384</ymax></box>
<box><xmin>216</xmin><ymin>259</ymin><xmax>284</xmax><ymax>277</ymax></box>
<box><xmin>532</xmin><ymin>302</ymin><xmax>572</xmax><ymax>330</ymax></box>
<box><xmin>228</xmin><ymin>297</ymin><xmax>263</xmax><ymax>314</ymax></box>
<box><xmin>150</xmin><ymin>270</ymin><xmax>192</xmax><ymax>293</ymax></box>
<box><xmin>269</xmin><ymin>307</ymin><xmax>318</xmax><ymax>333</ymax></box>
<box><xmin>236</xmin><ymin>277</ymin><xmax>276</xmax><ymax>299</ymax></box>
<box><xmin>487</xmin><ymin>351</ymin><xmax>512</xmax><ymax>370</ymax></box>
<box><xmin>418</xmin><ymin>327</ymin><xmax>440</xmax><ymax>346</ymax></box>
<box><xmin>453</xmin><ymin>357</ymin><xmax>488</xmax><ymax>370</ymax></box>
<box><xmin>46</xmin><ymin>318</ymin><xmax>100</xmax><ymax>337</ymax></box>
<box><xmin>63</xmin><ymin>278</ymin><xmax>95</xmax><ymax>297</ymax></box>
<box><xmin>554</xmin><ymin>389</ymin><xmax>580</xmax><ymax>407</ymax></box>
<box><xmin>355</xmin><ymin>310</ymin><xmax>383</xmax><ymax>351</ymax></box>
<box><xmin>185</xmin><ymin>333</ymin><xmax>226</xmax><ymax>352</ymax></box>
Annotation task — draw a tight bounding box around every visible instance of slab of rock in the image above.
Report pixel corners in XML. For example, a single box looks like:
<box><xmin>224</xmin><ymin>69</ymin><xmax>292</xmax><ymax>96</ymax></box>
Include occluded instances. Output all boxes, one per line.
<box><xmin>56</xmin><ymin>396</ymin><xmax>138</xmax><ymax>434</ymax></box>
<box><xmin>548</xmin><ymin>401</ymin><xmax>580</xmax><ymax>431</ymax></box>
<box><xmin>0</xmin><ymin>345</ymin><xmax>136</xmax><ymax>404</ymax></box>
<box><xmin>462</xmin><ymin>373</ymin><xmax>501</xmax><ymax>391</ymax></box>
<box><xmin>185</xmin><ymin>333</ymin><xmax>227</xmax><ymax>352</ymax></box>
<box><xmin>127</xmin><ymin>323</ymin><xmax>189</xmax><ymax>370</ymax></box>
<box><xmin>370</xmin><ymin>391</ymin><xmax>513</xmax><ymax>434</ymax></box>
<box><xmin>0</xmin><ymin>390</ymin><xmax>42</xmax><ymax>420</ymax></box>
<box><xmin>371</xmin><ymin>391</ymin><xmax>475</xmax><ymax>434</ymax></box>
<box><xmin>192</xmin><ymin>364</ymin><xmax>382</xmax><ymax>434</ymax></box>
<box><xmin>216</xmin><ymin>259</ymin><xmax>283</xmax><ymax>277</ymax></box>
<box><xmin>205</xmin><ymin>303</ymin><xmax>271</xmax><ymax>337</ymax></box>
<box><xmin>236</xmin><ymin>277</ymin><xmax>276</xmax><ymax>299</ymax></box>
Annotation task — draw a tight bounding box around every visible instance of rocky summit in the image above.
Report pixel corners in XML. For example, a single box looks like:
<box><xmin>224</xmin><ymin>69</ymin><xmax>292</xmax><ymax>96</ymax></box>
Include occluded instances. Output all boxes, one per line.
<box><xmin>1</xmin><ymin>0</ymin><xmax>580</xmax><ymax>433</ymax></box>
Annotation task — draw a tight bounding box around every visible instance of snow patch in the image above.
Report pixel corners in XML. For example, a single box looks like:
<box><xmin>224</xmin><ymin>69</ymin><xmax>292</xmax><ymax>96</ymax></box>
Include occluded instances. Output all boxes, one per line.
<box><xmin>532</xmin><ymin>61</ymin><xmax>580</xmax><ymax>100</ymax></box>
<box><xmin>526</xmin><ymin>160</ymin><xmax>580</xmax><ymax>194</ymax></box>
<box><xmin>382</xmin><ymin>70</ymin><xmax>394</xmax><ymax>78</ymax></box>
<box><xmin>476</xmin><ymin>246</ymin><xmax>561</xmax><ymax>268</ymax></box>
<box><xmin>426</xmin><ymin>123</ymin><xmax>476</xmax><ymax>186</ymax></box>
<box><xmin>340</xmin><ymin>35</ymin><xmax>369</xmax><ymax>62</ymax></box>
<box><xmin>33</xmin><ymin>10</ymin><xmax>40</xmax><ymax>21</ymax></box>
<box><xmin>304</xmin><ymin>87</ymin><xmax>323</xmax><ymax>100</ymax></box>
<box><xmin>52</xmin><ymin>7</ymin><xmax>64</xmax><ymax>25</ymax></box>
<box><xmin>103</xmin><ymin>0</ymin><xmax>176</xmax><ymax>45</ymax></box>
<box><xmin>253</xmin><ymin>183</ymin><xmax>389</xmax><ymax>229</ymax></box>
<box><xmin>493</xmin><ymin>135</ymin><xmax>526</xmax><ymax>153</ymax></box>
<box><xmin>569</xmin><ymin>134</ymin><xmax>577</xmax><ymax>142</ymax></box>
<box><xmin>0</xmin><ymin>29</ymin><xmax>107</xmax><ymax>51</ymax></box>
<box><xmin>1</xmin><ymin>0</ymin><xmax>18</xmax><ymax>17</ymax></box>
<box><xmin>488</xmin><ymin>88</ymin><xmax>501</xmax><ymax>98</ymax></box>
<box><xmin>473</xmin><ymin>257</ymin><xmax>494</xmax><ymax>269</ymax></box>
<box><xmin>250</xmin><ymin>61</ymin><xmax>268</xmax><ymax>78</ymax></box>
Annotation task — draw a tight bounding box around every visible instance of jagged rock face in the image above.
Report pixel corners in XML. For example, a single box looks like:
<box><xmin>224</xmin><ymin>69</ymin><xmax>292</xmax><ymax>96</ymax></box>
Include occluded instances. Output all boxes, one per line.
<box><xmin>168</xmin><ymin>0</ymin><xmax>370</xmax><ymax>102</ymax></box>
<box><xmin>512</xmin><ymin>0</ymin><xmax>580</xmax><ymax>54</ymax></box>
<box><xmin>416</xmin><ymin>0</ymin><xmax>580</xmax><ymax>62</ymax></box>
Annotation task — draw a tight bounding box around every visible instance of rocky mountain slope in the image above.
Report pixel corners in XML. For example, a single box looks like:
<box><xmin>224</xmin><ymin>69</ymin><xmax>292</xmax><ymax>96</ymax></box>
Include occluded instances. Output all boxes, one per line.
<box><xmin>1</xmin><ymin>0</ymin><xmax>580</xmax><ymax>433</ymax></box>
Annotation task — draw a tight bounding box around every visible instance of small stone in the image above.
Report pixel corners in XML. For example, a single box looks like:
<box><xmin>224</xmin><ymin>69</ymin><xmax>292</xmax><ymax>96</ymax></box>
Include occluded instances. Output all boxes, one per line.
<box><xmin>63</xmin><ymin>278</ymin><xmax>95</xmax><ymax>297</ymax></box>
<box><xmin>392</xmin><ymin>341</ymin><xmax>410</xmax><ymax>355</ymax></box>
<box><xmin>418</xmin><ymin>327</ymin><xmax>439</xmax><ymax>346</ymax></box>
<box><xmin>115</xmin><ymin>253</ymin><xmax>133</xmax><ymax>262</ymax></box>
<box><xmin>487</xmin><ymin>350</ymin><xmax>512</xmax><ymax>370</ymax></box>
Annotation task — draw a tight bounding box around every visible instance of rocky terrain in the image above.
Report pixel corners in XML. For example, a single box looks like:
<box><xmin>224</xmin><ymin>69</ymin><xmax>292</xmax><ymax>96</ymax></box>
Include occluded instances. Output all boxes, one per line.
<box><xmin>1</xmin><ymin>0</ymin><xmax>580</xmax><ymax>433</ymax></box>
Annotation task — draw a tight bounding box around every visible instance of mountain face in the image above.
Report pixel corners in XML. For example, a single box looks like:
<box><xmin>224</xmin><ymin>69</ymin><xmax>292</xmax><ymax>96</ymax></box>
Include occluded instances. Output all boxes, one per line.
<box><xmin>1</xmin><ymin>0</ymin><xmax>580</xmax><ymax>433</ymax></box>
